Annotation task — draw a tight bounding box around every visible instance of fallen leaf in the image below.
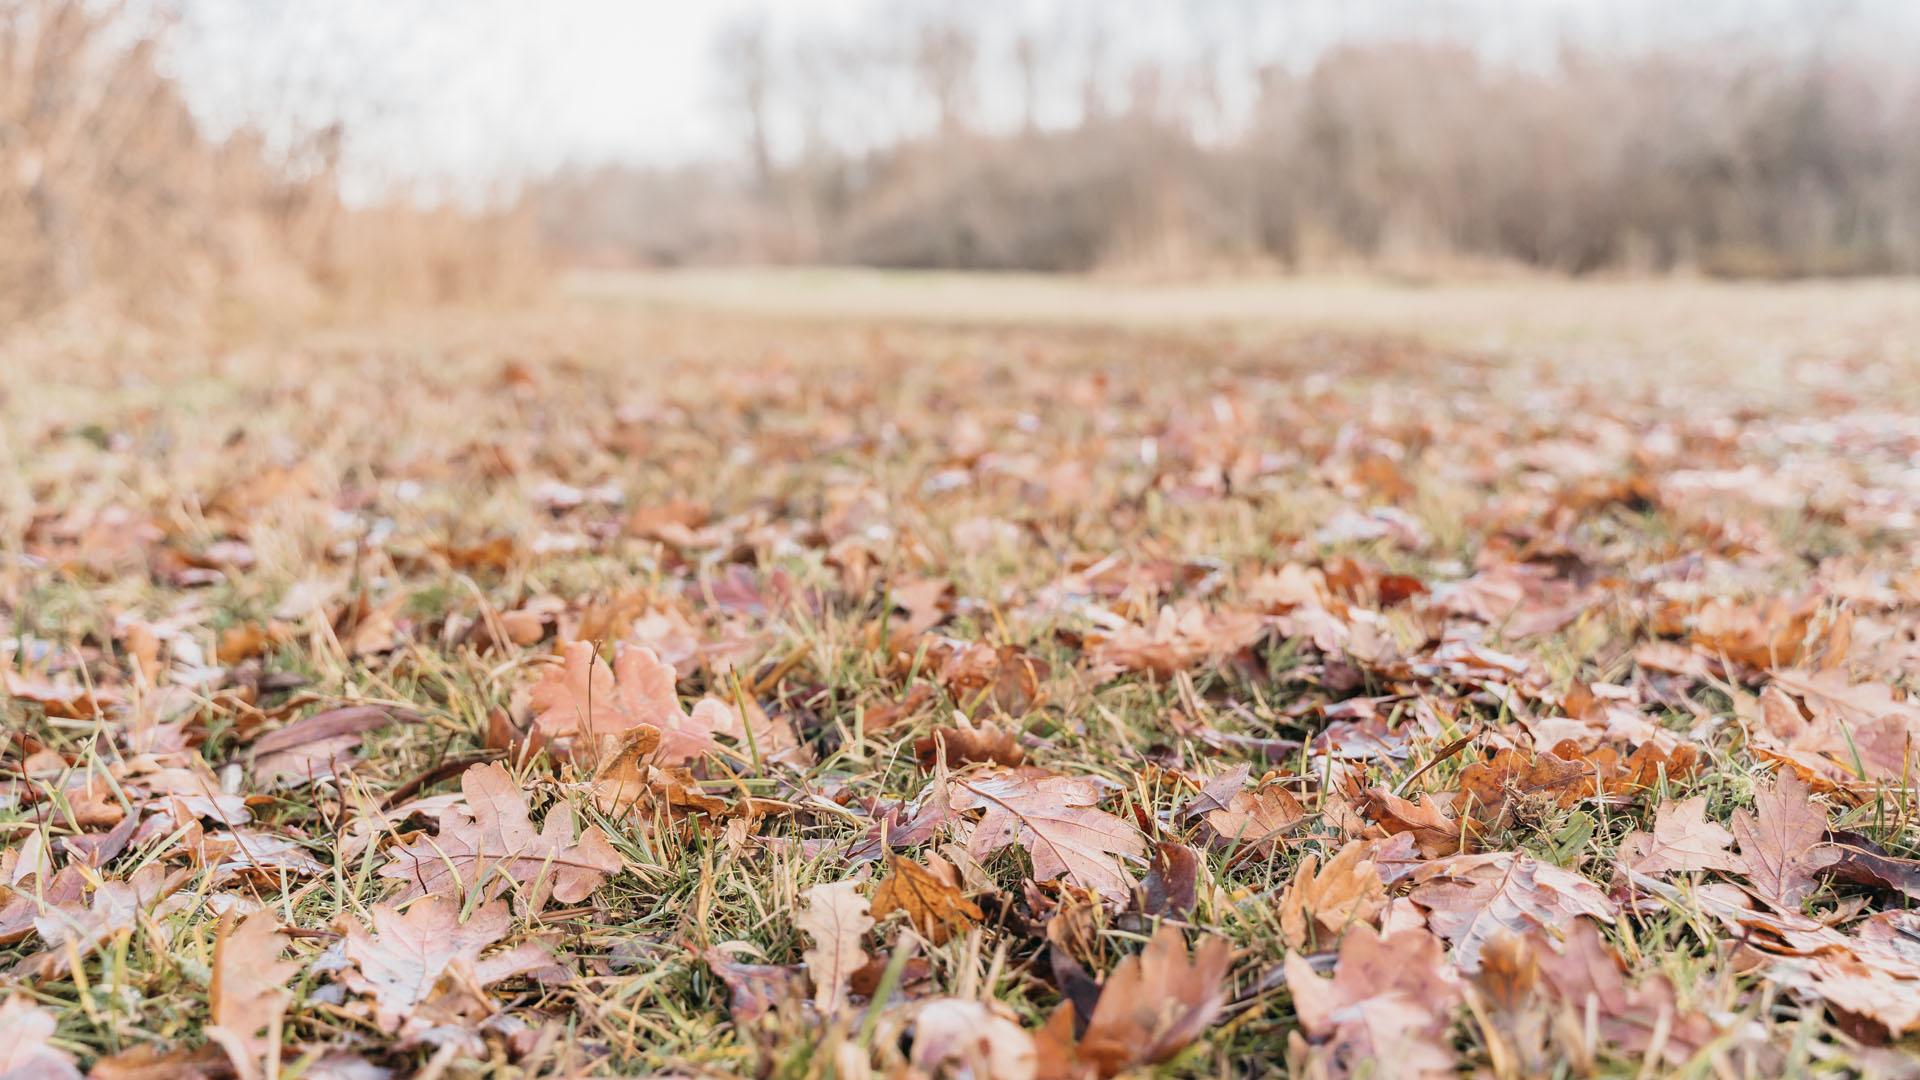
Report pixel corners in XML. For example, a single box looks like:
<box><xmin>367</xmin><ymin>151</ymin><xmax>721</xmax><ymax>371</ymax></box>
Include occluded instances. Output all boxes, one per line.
<box><xmin>704</xmin><ymin>945</ymin><xmax>803</xmax><ymax>1023</ymax></box>
<box><xmin>1278</xmin><ymin>840</ymin><xmax>1388</xmax><ymax>949</ymax></box>
<box><xmin>1617</xmin><ymin>796</ymin><xmax>1739</xmax><ymax>876</ymax></box>
<box><xmin>912</xmin><ymin>998</ymin><xmax>1037</xmax><ymax>1080</ymax></box>
<box><xmin>872</xmin><ymin>853</ymin><xmax>982</xmax><ymax>944</ymax></box>
<box><xmin>1730</xmin><ymin>770</ymin><xmax>1825</xmax><ymax>908</ymax></box>
<box><xmin>952</xmin><ymin>769</ymin><xmax>1145</xmax><ymax>901</ymax></box>
<box><xmin>915</xmin><ymin>721</ymin><xmax>1025</xmax><ymax>770</ymax></box>
<box><xmin>1534</xmin><ymin>921</ymin><xmax>1721</xmax><ymax>1066</ymax></box>
<box><xmin>337</xmin><ymin>895</ymin><xmax>513</xmax><ymax>1031</ymax></box>
<box><xmin>1283</xmin><ymin>925</ymin><xmax>1461</xmax><ymax>1078</ymax></box>
<box><xmin>207</xmin><ymin>909</ymin><xmax>298</xmax><ymax>1079</ymax></box>
<box><xmin>378</xmin><ymin>762</ymin><xmax>622</xmax><ymax>908</ymax></box>
<box><xmin>1139</xmin><ymin>841</ymin><xmax>1200</xmax><ymax>918</ymax></box>
<box><xmin>1046</xmin><ymin>923</ymin><xmax>1233</xmax><ymax>1077</ymax></box>
<box><xmin>0</xmin><ymin>994</ymin><xmax>81</xmax><ymax>1080</ymax></box>
<box><xmin>797</xmin><ymin>879</ymin><xmax>874</xmax><ymax>1014</ymax></box>
<box><xmin>527</xmin><ymin>641</ymin><xmax>718</xmax><ymax>764</ymax></box>
<box><xmin>1409</xmin><ymin>851</ymin><xmax>1616</xmax><ymax>970</ymax></box>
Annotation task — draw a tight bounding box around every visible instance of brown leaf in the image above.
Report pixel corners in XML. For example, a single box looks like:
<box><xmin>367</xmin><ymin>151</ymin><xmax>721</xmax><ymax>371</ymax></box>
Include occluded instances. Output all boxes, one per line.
<box><xmin>1811</xmin><ymin>842</ymin><xmax>1920</xmax><ymax>902</ymax></box>
<box><xmin>1345</xmin><ymin>780</ymin><xmax>1469</xmax><ymax>858</ymax></box>
<box><xmin>915</xmin><ymin>722</ymin><xmax>1025</xmax><ymax>770</ymax></box>
<box><xmin>1617</xmin><ymin>796</ymin><xmax>1739</xmax><ymax>876</ymax></box>
<box><xmin>337</xmin><ymin>895</ymin><xmax>513</xmax><ymax>1032</ymax></box>
<box><xmin>872</xmin><ymin>853</ymin><xmax>982</xmax><ymax>944</ymax></box>
<box><xmin>1534</xmin><ymin>921</ymin><xmax>1721</xmax><ymax>1066</ymax></box>
<box><xmin>796</xmin><ymin>879</ymin><xmax>874</xmax><ymax>1014</ymax></box>
<box><xmin>1283</xmin><ymin>925</ymin><xmax>1461</xmax><ymax>1078</ymax></box>
<box><xmin>526</xmin><ymin>641</ymin><xmax>718</xmax><ymax>764</ymax></box>
<box><xmin>952</xmin><ymin>769</ymin><xmax>1145</xmax><ymax>901</ymax></box>
<box><xmin>1139</xmin><ymin>841</ymin><xmax>1200</xmax><ymax>918</ymax></box>
<box><xmin>248</xmin><ymin>704</ymin><xmax>415</xmax><ymax>788</ymax></box>
<box><xmin>910</xmin><ymin>998</ymin><xmax>1037</xmax><ymax>1080</ymax></box>
<box><xmin>1729</xmin><ymin>770</ymin><xmax>1826</xmax><ymax>908</ymax></box>
<box><xmin>1049</xmin><ymin>924</ymin><xmax>1232</xmax><ymax>1077</ymax></box>
<box><xmin>207</xmin><ymin>909</ymin><xmax>298</xmax><ymax>1077</ymax></box>
<box><xmin>377</xmin><ymin>762</ymin><xmax>622</xmax><ymax>908</ymax></box>
<box><xmin>1409</xmin><ymin>851</ymin><xmax>1616</xmax><ymax>970</ymax></box>
<box><xmin>703</xmin><ymin>945</ymin><xmax>803</xmax><ymax>1023</ymax></box>
<box><xmin>1202</xmin><ymin>778</ymin><xmax>1307</xmax><ymax>853</ymax></box>
<box><xmin>1458</xmin><ymin>747</ymin><xmax>1592</xmax><ymax>826</ymax></box>
<box><xmin>0</xmin><ymin>995</ymin><xmax>81</xmax><ymax>1079</ymax></box>
<box><xmin>1278</xmin><ymin>840</ymin><xmax>1387</xmax><ymax>949</ymax></box>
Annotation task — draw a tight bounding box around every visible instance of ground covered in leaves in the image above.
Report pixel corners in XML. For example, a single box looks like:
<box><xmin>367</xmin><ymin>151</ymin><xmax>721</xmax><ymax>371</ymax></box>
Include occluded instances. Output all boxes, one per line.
<box><xmin>5</xmin><ymin>303</ymin><xmax>1920</xmax><ymax>1077</ymax></box>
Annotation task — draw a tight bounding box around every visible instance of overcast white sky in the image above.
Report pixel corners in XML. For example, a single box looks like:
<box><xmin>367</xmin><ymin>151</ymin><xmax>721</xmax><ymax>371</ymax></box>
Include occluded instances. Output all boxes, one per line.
<box><xmin>164</xmin><ymin>0</ymin><xmax>1914</xmax><ymax>198</ymax></box>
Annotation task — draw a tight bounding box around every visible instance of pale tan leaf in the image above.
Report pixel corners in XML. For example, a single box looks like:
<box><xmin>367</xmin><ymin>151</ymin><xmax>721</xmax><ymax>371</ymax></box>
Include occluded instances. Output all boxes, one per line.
<box><xmin>797</xmin><ymin>880</ymin><xmax>873</xmax><ymax>1014</ymax></box>
<box><xmin>1617</xmin><ymin>796</ymin><xmax>1739</xmax><ymax>876</ymax></box>
<box><xmin>1409</xmin><ymin>851</ymin><xmax>1616</xmax><ymax>970</ymax></box>
<box><xmin>952</xmin><ymin>769</ymin><xmax>1144</xmax><ymax>900</ymax></box>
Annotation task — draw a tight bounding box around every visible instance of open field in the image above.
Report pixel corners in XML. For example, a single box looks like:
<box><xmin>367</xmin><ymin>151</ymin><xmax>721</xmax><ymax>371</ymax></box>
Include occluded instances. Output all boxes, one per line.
<box><xmin>6</xmin><ymin>276</ymin><xmax>1920</xmax><ymax>1077</ymax></box>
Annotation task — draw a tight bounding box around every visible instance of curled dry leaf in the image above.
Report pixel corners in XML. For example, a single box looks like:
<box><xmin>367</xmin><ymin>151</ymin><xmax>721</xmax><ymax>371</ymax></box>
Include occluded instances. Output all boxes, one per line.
<box><xmin>705</xmin><ymin>945</ymin><xmax>804</xmax><ymax>1023</ymax></box>
<box><xmin>207</xmin><ymin>909</ymin><xmax>299</xmax><ymax>1079</ymax></box>
<box><xmin>1139</xmin><ymin>841</ymin><xmax>1200</xmax><ymax>918</ymax></box>
<box><xmin>1039</xmin><ymin>923</ymin><xmax>1233</xmax><ymax>1078</ymax></box>
<box><xmin>797</xmin><ymin>880</ymin><xmax>874</xmax><ymax>1014</ymax></box>
<box><xmin>1284</xmin><ymin>925</ymin><xmax>1462</xmax><ymax>1079</ymax></box>
<box><xmin>952</xmin><ymin>769</ymin><xmax>1145</xmax><ymax>901</ymax></box>
<box><xmin>1409</xmin><ymin>851</ymin><xmax>1616</xmax><ymax>971</ymax></box>
<box><xmin>378</xmin><ymin>762</ymin><xmax>621</xmax><ymax>908</ymax></box>
<box><xmin>1278</xmin><ymin>840</ymin><xmax>1388</xmax><ymax>949</ymax></box>
<box><xmin>871</xmin><ymin>853</ymin><xmax>982</xmax><ymax>944</ymax></box>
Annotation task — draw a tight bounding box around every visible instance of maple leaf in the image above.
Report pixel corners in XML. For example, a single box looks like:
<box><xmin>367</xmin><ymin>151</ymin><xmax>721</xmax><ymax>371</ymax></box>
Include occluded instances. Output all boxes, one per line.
<box><xmin>1617</xmin><ymin>796</ymin><xmax>1739</xmax><ymax>876</ymax></box>
<box><xmin>911</xmin><ymin>998</ymin><xmax>1038</xmax><ymax>1080</ymax></box>
<box><xmin>1729</xmin><ymin>770</ymin><xmax>1825</xmax><ymax>908</ymax></box>
<box><xmin>207</xmin><ymin>909</ymin><xmax>299</xmax><ymax>1080</ymax></box>
<box><xmin>871</xmin><ymin>852</ymin><xmax>983</xmax><ymax>944</ymax></box>
<box><xmin>1283</xmin><ymin>925</ymin><xmax>1462</xmax><ymax>1079</ymax></box>
<box><xmin>378</xmin><ymin>762</ymin><xmax>622</xmax><ymax>908</ymax></box>
<box><xmin>0</xmin><ymin>994</ymin><xmax>81</xmax><ymax>1080</ymax></box>
<box><xmin>951</xmin><ymin>769</ymin><xmax>1145</xmax><ymax>900</ymax></box>
<box><xmin>1408</xmin><ymin>851</ymin><xmax>1616</xmax><ymax>971</ymax></box>
<box><xmin>796</xmin><ymin>880</ymin><xmax>874</xmax><ymax>1014</ymax></box>
<box><xmin>1458</xmin><ymin>747</ymin><xmax>1592</xmax><ymax>826</ymax></box>
<box><xmin>1201</xmin><ymin>778</ymin><xmax>1307</xmax><ymax>853</ymax></box>
<box><xmin>1278</xmin><ymin>840</ymin><xmax>1388</xmax><ymax>949</ymax></box>
<box><xmin>338</xmin><ymin>895</ymin><xmax>515</xmax><ymax>1032</ymax></box>
<box><xmin>1041</xmin><ymin>924</ymin><xmax>1233</xmax><ymax>1077</ymax></box>
<box><xmin>1344</xmin><ymin>779</ymin><xmax>1469</xmax><ymax>858</ymax></box>
<box><xmin>527</xmin><ymin>641</ymin><xmax>718</xmax><ymax>764</ymax></box>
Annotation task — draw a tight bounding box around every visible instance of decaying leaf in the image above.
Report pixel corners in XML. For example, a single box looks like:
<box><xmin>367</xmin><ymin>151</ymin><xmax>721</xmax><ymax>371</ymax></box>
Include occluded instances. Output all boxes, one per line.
<box><xmin>797</xmin><ymin>879</ymin><xmax>874</xmax><ymax>1014</ymax></box>
<box><xmin>378</xmin><ymin>762</ymin><xmax>622</xmax><ymax>908</ymax></box>
<box><xmin>952</xmin><ymin>769</ymin><xmax>1145</xmax><ymax>900</ymax></box>
<box><xmin>915</xmin><ymin>721</ymin><xmax>1025</xmax><ymax>770</ymax></box>
<box><xmin>527</xmin><ymin>641</ymin><xmax>719</xmax><ymax>763</ymax></box>
<box><xmin>910</xmin><ymin>998</ymin><xmax>1038</xmax><ymax>1080</ymax></box>
<box><xmin>871</xmin><ymin>852</ymin><xmax>982</xmax><ymax>944</ymax></box>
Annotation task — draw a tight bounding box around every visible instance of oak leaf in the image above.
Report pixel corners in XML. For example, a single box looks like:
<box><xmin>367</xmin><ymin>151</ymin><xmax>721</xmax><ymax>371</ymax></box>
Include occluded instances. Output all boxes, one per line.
<box><xmin>1617</xmin><ymin>796</ymin><xmax>1739</xmax><ymax>876</ymax></box>
<box><xmin>338</xmin><ymin>896</ymin><xmax>514</xmax><ymax>1032</ymax></box>
<box><xmin>872</xmin><ymin>853</ymin><xmax>982</xmax><ymax>944</ymax></box>
<box><xmin>1042</xmin><ymin>924</ymin><xmax>1233</xmax><ymax>1077</ymax></box>
<box><xmin>704</xmin><ymin>945</ymin><xmax>804</xmax><ymax>1023</ymax></box>
<box><xmin>952</xmin><ymin>769</ymin><xmax>1145</xmax><ymax>900</ymax></box>
<box><xmin>527</xmin><ymin>641</ymin><xmax>718</xmax><ymax>764</ymax></box>
<box><xmin>797</xmin><ymin>880</ymin><xmax>874</xmax><ymax>1014</ymax></box>
<box><xmin>1278</xmin><ymin>840</ymin><xmax>1388</xmax><ymax>949</ymax></box>
<box><xmin>1283</xmin><ymin>925</ymin><xmax>1461</xmax><ymax>1079</ymax></box>
<box><xmin>1409</xmin><ymin>851</ymin><xmax>1616</xmax><ymax>970</ymax></box>
<box><xmin>378</xmin><ymin>762</ymin><xmax>621</xmax><ymax>908</ymax></box>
